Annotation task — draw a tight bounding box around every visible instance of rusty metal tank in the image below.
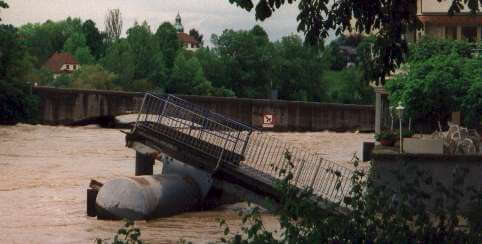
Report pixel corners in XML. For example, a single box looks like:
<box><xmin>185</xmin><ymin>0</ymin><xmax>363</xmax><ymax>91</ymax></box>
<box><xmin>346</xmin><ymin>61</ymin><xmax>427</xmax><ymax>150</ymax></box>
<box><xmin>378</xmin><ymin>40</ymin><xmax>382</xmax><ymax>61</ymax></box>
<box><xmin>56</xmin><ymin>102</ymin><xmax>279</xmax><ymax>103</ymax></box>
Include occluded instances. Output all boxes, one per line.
<box><xmin>96</xmin><ymin>174</ymin><xmax>202</xmax><ymax>220</ymax></box>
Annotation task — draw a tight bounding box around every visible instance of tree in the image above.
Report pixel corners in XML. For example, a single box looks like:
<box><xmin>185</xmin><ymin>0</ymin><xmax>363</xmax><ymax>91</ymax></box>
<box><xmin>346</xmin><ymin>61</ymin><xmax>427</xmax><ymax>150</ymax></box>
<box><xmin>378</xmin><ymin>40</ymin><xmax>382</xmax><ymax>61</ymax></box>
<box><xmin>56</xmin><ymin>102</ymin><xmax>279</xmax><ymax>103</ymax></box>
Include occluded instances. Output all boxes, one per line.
<box><xmin>211</xmin><ymin>26</ymin><xmax>273</xmax><ymax>98</ymax></box>
<box><xmin>126</xmin><ymin>21</ymin><xmax>166</xmax><ymax>87</ymax></box>
<box><xmin>322</xmin><ymin>41</ymin><xmax>346</xmax><ymax>71</ymax></box>
<box><xmin>228</xmin><ymin>0</ymin><xmax>481</xmax><ymax>84</ymax></box>
<box><xmin>105</xmin><ymin>8</ymin><xmax>123</xmax><ymax>42</ymax></box>
<box><xmin>189</xmin><ymin>28</ymin><xmax>204</xmax><ymax>46</ymax></box>
<box><xmin>0</xmin><ymin>24</ymin><xmax>38</xmax><ymax>124</ymax></box>
<box><xmin>63</xmin><ymin>32</ymin><xmax>95</xmax><ymax>64</ymax></box>
<box><xmin>168</xmin><ymin>51</ymin><xmax>213</xmax><ymax>96</ymax></box>
<box><xmin>272</xmin><ymin>34</ymin><xmax>324</xmax><ymax>101</ymax></box>
<box><xmin>82</xmin><ymin>19</ymin><xmax>105</xmax><ymax>59</ymax></box>
<box><xmin>100</xmin><ymin>39</ymin><xmax>135</xmax><ymax>89</ymax></box>
<box><xmin>19</xmin><ymin>23</ymin><xmax>54</xmax><ymax>66</ymax></box>
<box><xmin>155</xmin><ymin>22</ymin><xmax>181</xmax><ymax>71</ymax></box>
<box><xmin>386</xmin><ymin>46</ymin><xmax>482</xmax><ymax>130</ymax></box>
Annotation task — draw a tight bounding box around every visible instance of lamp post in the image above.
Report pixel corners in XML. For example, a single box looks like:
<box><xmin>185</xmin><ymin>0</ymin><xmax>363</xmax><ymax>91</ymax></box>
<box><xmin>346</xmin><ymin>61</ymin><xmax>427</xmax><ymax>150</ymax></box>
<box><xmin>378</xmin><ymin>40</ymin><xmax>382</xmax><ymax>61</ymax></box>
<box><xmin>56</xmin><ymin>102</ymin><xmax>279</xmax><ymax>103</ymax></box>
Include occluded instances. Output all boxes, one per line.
<box><xmin>396</xmin><ymin>101</ymin><xmax>405</xmax><ymax>153</ymax></box>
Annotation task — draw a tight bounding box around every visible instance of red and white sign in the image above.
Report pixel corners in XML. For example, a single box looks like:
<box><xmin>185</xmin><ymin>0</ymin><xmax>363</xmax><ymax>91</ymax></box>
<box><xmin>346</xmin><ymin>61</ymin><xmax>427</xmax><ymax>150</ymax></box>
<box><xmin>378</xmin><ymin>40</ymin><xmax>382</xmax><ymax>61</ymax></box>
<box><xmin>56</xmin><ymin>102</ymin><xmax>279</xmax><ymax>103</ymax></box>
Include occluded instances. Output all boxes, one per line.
<box><xmin>262</xmin><ymin>114</ymin><xmax>274</xmax><ymax>128</ymax></box>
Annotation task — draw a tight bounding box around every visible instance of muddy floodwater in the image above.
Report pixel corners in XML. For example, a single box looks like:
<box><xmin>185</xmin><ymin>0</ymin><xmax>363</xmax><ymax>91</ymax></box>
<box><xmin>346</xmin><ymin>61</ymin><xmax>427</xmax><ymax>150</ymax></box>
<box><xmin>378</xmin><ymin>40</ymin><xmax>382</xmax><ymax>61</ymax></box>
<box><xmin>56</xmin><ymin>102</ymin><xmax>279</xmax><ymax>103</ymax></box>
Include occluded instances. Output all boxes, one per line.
<box><xmin>0</xmin><ymin>124</ymin><xmax>373</xmax><ymax>243</ymax></box>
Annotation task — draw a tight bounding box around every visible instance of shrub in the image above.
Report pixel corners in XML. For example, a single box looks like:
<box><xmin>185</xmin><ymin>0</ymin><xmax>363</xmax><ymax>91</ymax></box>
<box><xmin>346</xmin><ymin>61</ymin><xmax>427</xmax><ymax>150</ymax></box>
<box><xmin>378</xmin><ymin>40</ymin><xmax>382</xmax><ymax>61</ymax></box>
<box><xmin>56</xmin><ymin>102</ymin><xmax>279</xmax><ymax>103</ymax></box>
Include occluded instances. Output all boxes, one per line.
<box><xmin>374</xmin><ymin>130</ymin><xmax>397</xmax><ymax>141</ymax></box>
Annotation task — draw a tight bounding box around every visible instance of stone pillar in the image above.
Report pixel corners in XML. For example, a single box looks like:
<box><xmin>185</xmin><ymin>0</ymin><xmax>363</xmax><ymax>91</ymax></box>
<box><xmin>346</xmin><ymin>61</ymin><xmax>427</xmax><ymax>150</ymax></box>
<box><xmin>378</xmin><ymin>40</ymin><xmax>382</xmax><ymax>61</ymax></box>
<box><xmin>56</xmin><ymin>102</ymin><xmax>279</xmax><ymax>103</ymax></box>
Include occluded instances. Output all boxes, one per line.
<box><xmin>135</xmin><ymin>152</ymin><xmax>154</xmax><ymax>176</ymax></box>
<box><xmin>374</xmin><ymin>86</ymin><xmax>389</xmax><ymax>134</ymax></box>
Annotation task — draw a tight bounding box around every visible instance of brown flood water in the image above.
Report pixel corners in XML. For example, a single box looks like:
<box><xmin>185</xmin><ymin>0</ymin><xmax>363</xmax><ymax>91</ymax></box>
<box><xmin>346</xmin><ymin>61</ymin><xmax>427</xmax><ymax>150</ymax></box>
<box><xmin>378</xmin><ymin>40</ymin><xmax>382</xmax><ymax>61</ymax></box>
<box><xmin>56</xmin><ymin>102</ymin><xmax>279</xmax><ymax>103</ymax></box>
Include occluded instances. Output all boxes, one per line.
<box><xmin>0</xmin><ymin>124</ymin><xmax>373</xmax><ymax>243</ymax></box>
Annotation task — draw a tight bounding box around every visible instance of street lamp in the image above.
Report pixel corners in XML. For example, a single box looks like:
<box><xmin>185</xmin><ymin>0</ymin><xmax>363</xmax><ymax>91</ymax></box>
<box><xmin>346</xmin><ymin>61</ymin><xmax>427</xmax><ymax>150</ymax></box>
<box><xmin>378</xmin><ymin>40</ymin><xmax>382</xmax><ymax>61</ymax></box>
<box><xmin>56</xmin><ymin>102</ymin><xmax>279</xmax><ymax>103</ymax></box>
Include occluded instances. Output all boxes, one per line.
<box><xmin>396</xmin><ymin>101</ymin><xmax>405</xmax><ymax>153</ymax></box>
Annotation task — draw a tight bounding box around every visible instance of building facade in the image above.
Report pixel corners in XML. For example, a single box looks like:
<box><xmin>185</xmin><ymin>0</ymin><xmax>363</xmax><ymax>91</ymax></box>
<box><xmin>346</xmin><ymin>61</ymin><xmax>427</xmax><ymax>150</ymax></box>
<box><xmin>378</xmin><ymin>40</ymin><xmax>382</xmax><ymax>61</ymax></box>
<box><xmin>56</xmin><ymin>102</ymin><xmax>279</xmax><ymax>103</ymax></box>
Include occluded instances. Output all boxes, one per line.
<box><xmin>43</xmin><ymin>52</ymin><xmax>80</xmax><ymax>79</ymax></box>
<box><xmin>415</xmin><ymin>0</ymin><xmax>482</xmax><ymax>42</ymax></box>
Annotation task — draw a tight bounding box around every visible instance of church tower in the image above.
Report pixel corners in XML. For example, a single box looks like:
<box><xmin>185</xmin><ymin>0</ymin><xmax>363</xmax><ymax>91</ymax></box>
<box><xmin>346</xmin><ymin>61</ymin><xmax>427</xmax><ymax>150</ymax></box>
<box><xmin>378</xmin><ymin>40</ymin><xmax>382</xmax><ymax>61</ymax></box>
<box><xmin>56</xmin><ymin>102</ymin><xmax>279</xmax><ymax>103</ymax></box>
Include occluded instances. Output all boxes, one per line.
<box><xmin>174</xmin><ymin>12</ymin><xmax>184</xmax><ymax>33</ymax></box>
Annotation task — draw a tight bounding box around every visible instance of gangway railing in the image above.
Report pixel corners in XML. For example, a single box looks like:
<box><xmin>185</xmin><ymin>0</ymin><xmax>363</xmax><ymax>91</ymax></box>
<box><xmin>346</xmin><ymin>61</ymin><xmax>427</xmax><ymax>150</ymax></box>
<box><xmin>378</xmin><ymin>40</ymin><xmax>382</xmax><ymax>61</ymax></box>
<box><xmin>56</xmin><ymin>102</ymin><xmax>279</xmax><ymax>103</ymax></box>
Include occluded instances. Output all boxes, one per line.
<box><xmin>132</xmin><ymin>93</ymin><xmax>354</xmax><ymax>206</ymax></box>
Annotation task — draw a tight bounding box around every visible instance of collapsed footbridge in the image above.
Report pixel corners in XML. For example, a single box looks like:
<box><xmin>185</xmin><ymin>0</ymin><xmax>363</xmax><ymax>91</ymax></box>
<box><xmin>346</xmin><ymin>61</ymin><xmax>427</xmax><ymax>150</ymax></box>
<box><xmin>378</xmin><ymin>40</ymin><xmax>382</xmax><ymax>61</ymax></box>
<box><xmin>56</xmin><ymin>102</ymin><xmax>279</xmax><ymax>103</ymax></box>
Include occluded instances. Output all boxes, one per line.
<box><xmin>95</xmin><ymin>93</ymin><xmax>355</xmax><ymax>219</ymax></box>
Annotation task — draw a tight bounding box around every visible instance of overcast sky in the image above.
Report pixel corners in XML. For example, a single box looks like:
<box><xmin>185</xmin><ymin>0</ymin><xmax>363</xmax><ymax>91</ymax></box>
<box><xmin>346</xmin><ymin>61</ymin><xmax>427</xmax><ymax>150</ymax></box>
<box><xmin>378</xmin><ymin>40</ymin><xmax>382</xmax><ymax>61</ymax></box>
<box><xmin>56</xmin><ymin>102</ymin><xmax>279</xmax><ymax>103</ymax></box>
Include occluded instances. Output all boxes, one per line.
<box><xmin>1</xmin><ymin>0</ymin><xmax>325</xmax><ymax>46</ymax></box>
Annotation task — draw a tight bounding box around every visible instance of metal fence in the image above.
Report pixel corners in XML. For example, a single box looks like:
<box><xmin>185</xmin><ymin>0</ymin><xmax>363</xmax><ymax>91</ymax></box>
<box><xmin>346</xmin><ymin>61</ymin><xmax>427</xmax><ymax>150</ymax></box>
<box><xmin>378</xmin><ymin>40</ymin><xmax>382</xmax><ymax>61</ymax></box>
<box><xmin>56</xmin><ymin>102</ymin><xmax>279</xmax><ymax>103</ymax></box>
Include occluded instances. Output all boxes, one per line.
<box><xmin>133</xmin><ymin>93</ymin><xmax>354</xmax><ymax>205</ymax></box>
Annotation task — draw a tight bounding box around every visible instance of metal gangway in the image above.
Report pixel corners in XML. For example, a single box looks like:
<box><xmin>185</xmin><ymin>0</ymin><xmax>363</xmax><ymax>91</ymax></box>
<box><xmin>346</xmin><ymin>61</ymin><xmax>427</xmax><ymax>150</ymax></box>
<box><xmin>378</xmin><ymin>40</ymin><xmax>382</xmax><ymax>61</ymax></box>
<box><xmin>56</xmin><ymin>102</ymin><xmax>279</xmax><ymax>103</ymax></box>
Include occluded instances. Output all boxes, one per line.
<box><xmin>128</xmin><ymin>93</ymin><xmax>354</xmax><ymax>207</ymax></box>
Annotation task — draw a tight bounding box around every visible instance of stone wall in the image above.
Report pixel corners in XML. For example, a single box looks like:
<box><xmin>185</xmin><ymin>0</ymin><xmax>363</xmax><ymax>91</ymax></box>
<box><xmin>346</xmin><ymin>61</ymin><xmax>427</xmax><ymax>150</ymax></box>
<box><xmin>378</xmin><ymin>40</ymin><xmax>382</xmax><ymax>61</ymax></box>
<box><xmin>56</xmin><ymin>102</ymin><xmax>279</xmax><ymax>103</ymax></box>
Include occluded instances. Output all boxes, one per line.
<box><xmin>371</xmin><ymin>146</ymin><xmax>482</xmax><ymax>210</ymax></box>
<box><xmin>32</xmin><ymin>86</ymin><xmax>144</xmax><ymax>125</ymax></box>
<box><xmin>32</xmin><ymin>87</ymin><xmax>375</xmax><ymax>131</ymax></box>
<box><xmin>179</xmin><ymin>95</ymin><xmax>375</xmax><ymax>132</ymax></box>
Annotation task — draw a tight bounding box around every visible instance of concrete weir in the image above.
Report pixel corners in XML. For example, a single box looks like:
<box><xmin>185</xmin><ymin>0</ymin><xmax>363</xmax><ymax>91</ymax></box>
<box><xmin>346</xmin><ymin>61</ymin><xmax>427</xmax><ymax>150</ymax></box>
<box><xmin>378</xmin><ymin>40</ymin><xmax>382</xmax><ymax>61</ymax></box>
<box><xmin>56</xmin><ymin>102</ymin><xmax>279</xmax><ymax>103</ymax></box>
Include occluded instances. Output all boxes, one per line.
<box><xmin>96</xmin><ymin>174</ymin><xmax>202</xmax><ymax>220</ymax></box>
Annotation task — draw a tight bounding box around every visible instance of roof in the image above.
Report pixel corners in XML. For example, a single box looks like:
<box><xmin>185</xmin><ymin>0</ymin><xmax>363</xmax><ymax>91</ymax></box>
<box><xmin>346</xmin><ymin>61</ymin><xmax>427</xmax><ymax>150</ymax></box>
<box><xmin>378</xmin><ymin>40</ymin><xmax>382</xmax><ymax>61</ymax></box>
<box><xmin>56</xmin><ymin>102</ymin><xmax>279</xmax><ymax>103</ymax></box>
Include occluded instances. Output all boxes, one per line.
<box><xmin>43</xmin><ymin>52</ymin><xmax>79</xmax><ymax>73</ymax></box>
<box><xmin>177</xmin><ymin>32</ymin><xmax>199</xmax><ymax>46</ymax></box>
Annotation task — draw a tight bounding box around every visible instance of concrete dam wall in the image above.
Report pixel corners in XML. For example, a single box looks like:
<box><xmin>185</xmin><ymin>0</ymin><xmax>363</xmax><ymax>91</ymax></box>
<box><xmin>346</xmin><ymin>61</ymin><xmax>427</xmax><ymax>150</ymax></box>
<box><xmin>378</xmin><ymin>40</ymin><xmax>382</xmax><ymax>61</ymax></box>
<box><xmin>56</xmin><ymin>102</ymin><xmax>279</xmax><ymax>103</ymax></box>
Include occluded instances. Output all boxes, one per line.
<box><xmin>32</xmin><ymin>87</ymin><xmax>375</xmax><ymax>131</ymax></box>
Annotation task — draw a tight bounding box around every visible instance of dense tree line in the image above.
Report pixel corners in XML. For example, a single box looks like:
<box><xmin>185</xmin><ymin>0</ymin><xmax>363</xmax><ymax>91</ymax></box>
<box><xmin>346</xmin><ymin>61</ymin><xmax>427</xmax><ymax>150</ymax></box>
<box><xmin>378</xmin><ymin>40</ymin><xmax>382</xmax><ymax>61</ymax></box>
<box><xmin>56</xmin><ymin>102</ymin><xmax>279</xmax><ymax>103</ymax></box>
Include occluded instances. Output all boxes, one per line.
<box><xmin>0</xmin><ymin>2</ymin><xmax>39</xmax><ymax>124</ymax></box>
<box><xmin>8</xmin><ymin>11</ymin><xmax>373</xmax><ymax>104</ymax></box>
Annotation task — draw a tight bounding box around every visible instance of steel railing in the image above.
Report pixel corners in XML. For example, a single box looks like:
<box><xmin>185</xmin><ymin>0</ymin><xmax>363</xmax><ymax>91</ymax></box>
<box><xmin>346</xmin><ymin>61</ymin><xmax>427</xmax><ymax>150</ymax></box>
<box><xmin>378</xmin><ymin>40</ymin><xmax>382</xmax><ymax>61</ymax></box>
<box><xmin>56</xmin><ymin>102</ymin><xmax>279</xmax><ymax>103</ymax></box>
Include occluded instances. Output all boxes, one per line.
<box><xmin>132</xmin><ymin>93</ymin><xmax>354</xmax><ymax>205</ymax></box>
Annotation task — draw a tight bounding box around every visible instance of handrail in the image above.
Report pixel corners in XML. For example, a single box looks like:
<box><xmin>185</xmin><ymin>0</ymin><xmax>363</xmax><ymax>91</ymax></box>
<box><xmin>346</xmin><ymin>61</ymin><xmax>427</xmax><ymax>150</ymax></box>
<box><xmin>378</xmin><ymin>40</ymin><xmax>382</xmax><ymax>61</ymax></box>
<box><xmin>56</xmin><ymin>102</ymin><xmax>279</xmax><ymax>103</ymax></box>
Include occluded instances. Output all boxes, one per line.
<box><xmin>132</xmin><ymin>93</ymin><xmax>355</xmax><ymax>206</ymax></box>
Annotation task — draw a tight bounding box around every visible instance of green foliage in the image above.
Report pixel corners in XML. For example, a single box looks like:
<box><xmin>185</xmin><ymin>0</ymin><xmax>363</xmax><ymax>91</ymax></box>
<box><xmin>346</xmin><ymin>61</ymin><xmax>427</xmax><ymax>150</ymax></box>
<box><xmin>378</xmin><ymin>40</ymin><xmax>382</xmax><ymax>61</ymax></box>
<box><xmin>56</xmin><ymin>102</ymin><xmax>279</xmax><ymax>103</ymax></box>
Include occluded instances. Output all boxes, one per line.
<box><xmin>169</xmin><ymin>51</ymin><xmax>213</xmax><ymax>96</ymax></box>
<box><xmin>0</xmin><ymin>24</ymin><xmax>39</xmax><ymax>124</ymax></box>
<box><xmin>0</xmin><ymin>80</ymin><xmax>39</xmax><ymax>124</ymax></box>
<box><xmin>101</xmin><ymin>39</ymin><xmax>135</xmax><ymax>88</ymax></box>
<box><xmin>322</xmin><ymin>42</ymin><xmax>346</xmax><ymax>71</ymax></box>
<box><xmin>211</xmin><ymin>26</ymin><xmax>273</xmax><ymax>98</ymax></box>
<box><xmin>96</xmin><ymin>219</ymin><xmax>143</xmax><ymax>244</ymax></box>
<box><xmin>50</xmin><ymin>74</ymin><xmax>73</xmax><ymax>88</ymax></box>
<box><xmin>63</xmin><ymin>32</ymin><xmax>95</xmax><ymax>64</ymax></box>
<box><xmin>127</xmin><ymin>79</ymin><xmax>156</xmax><ymax>92</ymax></box>
<box><xmin>387</xmin><ymin>39</ymin><xmax>482</xmax><ymax>129</ymax></box>
<box><xmin>219</xmin><ymin>155</ymin><xmax>482</xmax><ymax>243</ymax></box>
<box><xmin>323</xmin><ymin>68</ymin><xmax>373</xmax><ymax>105</ymax></box>
<box><xmin>25</xmin><ymin>67</ymin><xmax>53</xmax><ymax>86</ymax></box>
<box><xmin>155</xmin><ymin>22</ymin><xmax>182</xmax><ymax>71</ymax></box>
<box><xmin>272</xmin><ymin>34</ymin><xmax>324</xmax><ymax>101</ymax></box>
<box><xmin>462</xmin><ymin>76</ymin><xmax>482</xmax><ymax>129</ymax></box>
<box><xmin>228</xmin><ymin>0</ymin><xmax>480</xmax><ymax>84</ymax></box>
<box><xmin>374</xmin><ymin>130</ymin><xmax>397</xmax><ymax>141</ymax></box>
<box><xmin>11</xmin><ymin>14</ymin><xmax>375</xmax><ymax>104</ymax></box>
<box><xmin>408</xmin><ymin>37</ymin><xmax>474</xmax><ymax>63</ymax></box>
<box><xmin>70</xmin><ymin>64</ymin><xmax>118</xmax><ymax>90</ymax></box>
<box><xmin>82</xmin><ymin>19</ymin><xmax>105</xmax><ymax>59</ymax></box>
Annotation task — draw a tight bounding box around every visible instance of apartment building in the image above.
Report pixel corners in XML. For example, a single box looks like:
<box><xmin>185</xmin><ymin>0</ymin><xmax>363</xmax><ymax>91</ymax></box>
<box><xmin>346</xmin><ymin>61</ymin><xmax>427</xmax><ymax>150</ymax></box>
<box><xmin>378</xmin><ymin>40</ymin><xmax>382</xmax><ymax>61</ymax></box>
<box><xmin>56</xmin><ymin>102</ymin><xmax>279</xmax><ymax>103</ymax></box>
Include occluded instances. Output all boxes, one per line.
<box><xmin>416</xmin><ymin>0</ymin><xmax>481</xmax><ymax>42</ymax></box>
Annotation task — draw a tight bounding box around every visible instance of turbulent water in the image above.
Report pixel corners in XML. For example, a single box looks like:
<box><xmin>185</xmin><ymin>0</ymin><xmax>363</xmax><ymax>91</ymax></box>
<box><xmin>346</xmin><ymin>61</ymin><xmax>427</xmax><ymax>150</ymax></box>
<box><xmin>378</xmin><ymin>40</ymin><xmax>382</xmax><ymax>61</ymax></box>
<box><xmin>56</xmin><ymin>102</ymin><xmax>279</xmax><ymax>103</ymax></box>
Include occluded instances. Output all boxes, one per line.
<box><xmin>0</xmin><ymin>123</ymin><xmax>372</xmax><ymax>243</ymax></box>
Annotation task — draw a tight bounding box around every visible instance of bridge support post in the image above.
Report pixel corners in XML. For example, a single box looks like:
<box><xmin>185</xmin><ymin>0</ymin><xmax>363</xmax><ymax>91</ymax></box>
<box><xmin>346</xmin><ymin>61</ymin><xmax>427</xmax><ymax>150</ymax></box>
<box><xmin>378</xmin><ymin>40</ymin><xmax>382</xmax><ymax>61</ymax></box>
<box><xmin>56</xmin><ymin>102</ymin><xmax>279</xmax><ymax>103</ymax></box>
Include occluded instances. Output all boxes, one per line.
<box><xmin>135</xmin><ymin>152</ymin><xmax>154</xmax><ymax>176</ymax></box>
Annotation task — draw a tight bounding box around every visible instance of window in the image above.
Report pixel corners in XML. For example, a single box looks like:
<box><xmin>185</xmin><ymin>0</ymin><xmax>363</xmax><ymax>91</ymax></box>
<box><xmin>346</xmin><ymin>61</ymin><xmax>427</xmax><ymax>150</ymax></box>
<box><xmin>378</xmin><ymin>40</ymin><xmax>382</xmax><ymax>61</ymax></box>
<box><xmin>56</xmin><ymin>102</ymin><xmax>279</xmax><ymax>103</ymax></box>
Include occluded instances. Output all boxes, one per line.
<box><xmin>445</xmin><ymin>26</ymin><xmax>457</xmax><ymax>40</ymax></box>
<box><xmin>462</xmin><ymin>26</ymin><xmax>477</xmax><ymax>42</ymax></box>
<box><xmin>66</xmin><ymin>64</ymin><xmax>70</xmax><ymax>70</ymax></box>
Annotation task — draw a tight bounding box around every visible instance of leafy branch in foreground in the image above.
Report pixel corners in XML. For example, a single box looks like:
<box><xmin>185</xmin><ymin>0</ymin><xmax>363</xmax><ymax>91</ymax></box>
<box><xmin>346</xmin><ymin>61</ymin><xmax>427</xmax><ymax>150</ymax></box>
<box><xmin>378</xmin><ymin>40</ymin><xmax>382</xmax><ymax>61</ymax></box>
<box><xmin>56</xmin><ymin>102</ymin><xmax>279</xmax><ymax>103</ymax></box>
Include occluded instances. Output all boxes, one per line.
<box><xmin>96</xmin><ymin>219</ymin><xmax>143</xmax><ymax>244</ymax></box>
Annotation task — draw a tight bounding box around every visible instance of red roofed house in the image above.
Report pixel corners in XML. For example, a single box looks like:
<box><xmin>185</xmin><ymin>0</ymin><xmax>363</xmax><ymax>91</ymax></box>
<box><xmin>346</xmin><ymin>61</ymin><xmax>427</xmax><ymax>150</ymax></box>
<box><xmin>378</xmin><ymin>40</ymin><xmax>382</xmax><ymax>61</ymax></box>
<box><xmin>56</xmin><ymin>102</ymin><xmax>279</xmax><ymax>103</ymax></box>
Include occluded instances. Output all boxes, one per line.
<box><xmin>43</xmin><ymin>52</ymin><xmax>80</xmax><ymax>78</ymax></box>
<box><xmin>177</xmin><ymin>32</ymin><xmax>200</xmax><ymax>51</ymax></box>
<box><xmin>174</xmin><ymin>13</ymin><xmax>200</xmax><ymax>51</ymax></box>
